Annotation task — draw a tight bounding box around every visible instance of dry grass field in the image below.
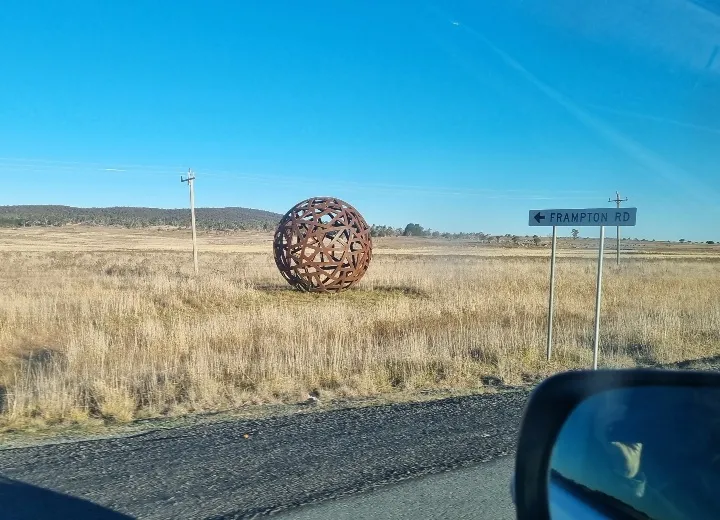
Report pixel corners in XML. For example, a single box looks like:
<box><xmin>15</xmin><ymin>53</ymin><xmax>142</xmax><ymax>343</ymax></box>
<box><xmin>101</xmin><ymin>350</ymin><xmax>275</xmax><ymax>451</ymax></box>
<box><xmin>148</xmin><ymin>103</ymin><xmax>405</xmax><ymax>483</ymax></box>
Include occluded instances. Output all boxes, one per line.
<box><xmin>0</xmin><ymin>226</ymin><xmax>719</xmax><ymax>431</ymax></box>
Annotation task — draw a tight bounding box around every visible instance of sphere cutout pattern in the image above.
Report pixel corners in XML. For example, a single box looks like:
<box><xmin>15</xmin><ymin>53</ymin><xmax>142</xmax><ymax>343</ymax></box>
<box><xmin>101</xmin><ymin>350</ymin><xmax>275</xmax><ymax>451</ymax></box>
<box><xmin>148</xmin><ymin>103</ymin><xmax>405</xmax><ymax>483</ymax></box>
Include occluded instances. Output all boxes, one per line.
<box><xmin>273</xmin><ymin>197</ymin><xmax>373</xmax><ymax>292</ymax></box>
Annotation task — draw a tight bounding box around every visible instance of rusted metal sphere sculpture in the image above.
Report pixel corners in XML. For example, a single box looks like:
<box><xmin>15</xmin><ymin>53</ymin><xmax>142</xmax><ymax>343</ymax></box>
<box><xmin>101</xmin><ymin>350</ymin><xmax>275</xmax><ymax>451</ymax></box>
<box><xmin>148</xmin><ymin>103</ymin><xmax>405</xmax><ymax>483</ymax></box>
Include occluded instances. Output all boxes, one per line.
<box><xmin>273</xmin><ymin>197</ymin><xmax>373</xmax><ymax>292</ymax></box>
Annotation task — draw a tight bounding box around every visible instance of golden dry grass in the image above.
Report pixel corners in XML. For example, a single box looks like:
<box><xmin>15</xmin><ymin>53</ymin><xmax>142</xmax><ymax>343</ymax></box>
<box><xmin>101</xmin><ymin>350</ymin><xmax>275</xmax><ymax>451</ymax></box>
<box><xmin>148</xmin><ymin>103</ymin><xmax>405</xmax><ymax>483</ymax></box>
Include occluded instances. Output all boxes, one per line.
<box><xmin>0</xmin><ymin>227</ymin><xmax>719</xmax><ymax>431</ymax></box>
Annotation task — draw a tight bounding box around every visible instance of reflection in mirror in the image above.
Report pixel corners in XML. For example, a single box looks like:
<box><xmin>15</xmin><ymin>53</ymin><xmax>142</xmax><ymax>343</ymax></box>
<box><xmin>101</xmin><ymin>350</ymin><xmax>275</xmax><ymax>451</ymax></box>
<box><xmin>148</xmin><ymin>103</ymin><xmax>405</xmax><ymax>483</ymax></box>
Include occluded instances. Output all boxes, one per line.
<box><xmin>549</xmin><ymin>385</ymin><xmax>720</xmax><ymax>520</ymax></box>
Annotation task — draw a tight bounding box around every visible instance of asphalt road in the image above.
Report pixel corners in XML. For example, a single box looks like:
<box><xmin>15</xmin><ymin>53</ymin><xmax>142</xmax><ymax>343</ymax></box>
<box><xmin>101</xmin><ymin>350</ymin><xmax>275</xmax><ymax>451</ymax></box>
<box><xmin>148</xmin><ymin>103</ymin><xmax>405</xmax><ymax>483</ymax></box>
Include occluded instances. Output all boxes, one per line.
<box><xmin>0</xmin><ymin>390</ymin><xmax>528</xmax><ymax>519</ymax></box>
<box><xmin>279</xmin><ymin>456</ymin><xmax>515</xmax><ymax>520</ymax></box>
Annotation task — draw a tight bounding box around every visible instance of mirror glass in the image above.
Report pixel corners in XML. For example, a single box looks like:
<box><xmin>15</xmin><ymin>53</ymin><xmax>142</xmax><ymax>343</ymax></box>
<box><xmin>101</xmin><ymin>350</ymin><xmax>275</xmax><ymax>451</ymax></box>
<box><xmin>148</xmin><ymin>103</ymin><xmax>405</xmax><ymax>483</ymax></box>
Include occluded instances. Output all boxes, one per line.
<box><xmin>549</xmin><ymin>385</ymin><xmax>720</xmax><ymax>520</ymax></box>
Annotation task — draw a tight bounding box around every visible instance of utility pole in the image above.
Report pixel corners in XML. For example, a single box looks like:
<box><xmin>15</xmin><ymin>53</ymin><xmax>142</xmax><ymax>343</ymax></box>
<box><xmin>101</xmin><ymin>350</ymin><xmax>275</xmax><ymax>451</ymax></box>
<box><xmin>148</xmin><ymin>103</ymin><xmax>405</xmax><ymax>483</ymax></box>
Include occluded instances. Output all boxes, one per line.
<box><xmin>609</xmin><ymin>192</ymin><xmax>628</xmax><ymax>266</ymax></box>
<box><xmin>181</xmin><ymin>169</ymin><xmax>199</xmax><ymax>275</ymax></box>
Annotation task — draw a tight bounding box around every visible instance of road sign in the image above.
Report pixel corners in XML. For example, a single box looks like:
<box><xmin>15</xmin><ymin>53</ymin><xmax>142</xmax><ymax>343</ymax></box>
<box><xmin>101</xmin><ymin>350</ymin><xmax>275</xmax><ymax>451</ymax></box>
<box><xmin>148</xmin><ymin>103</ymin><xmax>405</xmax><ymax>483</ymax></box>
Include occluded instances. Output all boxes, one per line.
<box><xmin>534</xmin><ymin>206</ymin><xmax>638</xmax><ymax>370</ymax></box>
<box><xmin>528</xmin><ymin>208</ymin><xmax>637</xmax><ymax>227</ymax></box>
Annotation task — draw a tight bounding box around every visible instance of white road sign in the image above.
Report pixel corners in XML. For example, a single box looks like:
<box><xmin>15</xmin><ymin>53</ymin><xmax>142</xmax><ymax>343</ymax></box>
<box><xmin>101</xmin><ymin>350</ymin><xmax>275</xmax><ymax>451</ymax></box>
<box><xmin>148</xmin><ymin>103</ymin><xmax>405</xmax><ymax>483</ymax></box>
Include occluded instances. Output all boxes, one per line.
<box><xmin>528</xmin><ymin>208</ymin><xmax>637</xmax><ymax>227</ymax></box>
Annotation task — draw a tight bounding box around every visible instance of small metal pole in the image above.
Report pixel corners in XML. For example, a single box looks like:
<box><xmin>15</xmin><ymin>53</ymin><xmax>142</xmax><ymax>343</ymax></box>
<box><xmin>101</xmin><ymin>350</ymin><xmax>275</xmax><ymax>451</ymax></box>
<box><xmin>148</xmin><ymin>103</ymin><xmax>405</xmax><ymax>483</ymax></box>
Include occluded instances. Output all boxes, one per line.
<box><xmin>546</xmin><ymin>226</ymin><xmax>557</xmax><ymax>361</ymax></box>
<box><xmin>592</xmin><ymin>226</ymin><xmax>606</xmax><ymax>370</ymax></box>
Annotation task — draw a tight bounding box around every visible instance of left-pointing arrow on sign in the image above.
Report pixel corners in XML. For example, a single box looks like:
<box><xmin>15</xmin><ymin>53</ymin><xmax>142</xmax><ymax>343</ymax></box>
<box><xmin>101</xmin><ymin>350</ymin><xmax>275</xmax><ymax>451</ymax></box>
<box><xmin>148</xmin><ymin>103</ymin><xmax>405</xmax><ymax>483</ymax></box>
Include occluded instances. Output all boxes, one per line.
<box><xmin>534</xmin><ymin>212</ymin><xmax>545</xmax><ymax>224</ymax></box>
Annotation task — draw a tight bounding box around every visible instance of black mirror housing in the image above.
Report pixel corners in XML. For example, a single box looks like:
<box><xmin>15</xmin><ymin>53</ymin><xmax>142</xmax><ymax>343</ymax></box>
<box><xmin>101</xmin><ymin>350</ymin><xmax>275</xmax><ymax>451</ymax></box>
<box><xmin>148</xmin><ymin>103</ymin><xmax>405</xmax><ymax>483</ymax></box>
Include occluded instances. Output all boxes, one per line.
<box><xmin>513</xmin><ymin>368</ymin><xmax>720</xmax><ymax>520</ymax></box>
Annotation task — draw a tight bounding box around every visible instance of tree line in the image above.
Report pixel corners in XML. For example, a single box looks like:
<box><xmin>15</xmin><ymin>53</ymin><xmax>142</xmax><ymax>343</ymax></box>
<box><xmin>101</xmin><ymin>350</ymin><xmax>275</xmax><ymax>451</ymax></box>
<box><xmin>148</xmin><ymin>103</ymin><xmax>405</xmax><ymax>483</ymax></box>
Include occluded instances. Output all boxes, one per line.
<box><xmin>4</xmin><ymin>208</ymin><xmax>699</xmax><ymax>244</ymax></box>
<box><xmin>370</xmin><ymin>223</ymin><xmax>491</xmax><ymax>239</ymax></box>
<box><xmin>371</xmin><ymin>223</ymin><xmax>511</xmax><ymax>242</ymax></box>
<box><xmin>0</xmin><ymin>205</ymin><xmax>282</xmax><ymax>231</ymax></box>
<box><xmin>0</xmin><ymin>208</ymin><xmax>499</xmax><ymax>239</ymax></box>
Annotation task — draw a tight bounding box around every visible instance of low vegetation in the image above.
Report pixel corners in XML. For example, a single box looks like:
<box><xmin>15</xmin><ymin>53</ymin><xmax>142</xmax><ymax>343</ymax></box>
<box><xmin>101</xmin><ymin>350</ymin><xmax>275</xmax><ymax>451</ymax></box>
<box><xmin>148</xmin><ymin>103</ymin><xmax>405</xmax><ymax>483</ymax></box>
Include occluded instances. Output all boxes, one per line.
<box><xmin>0</xmin><ymin>229</ymin><xmax>718</xmax><ymax>431</ymax></box>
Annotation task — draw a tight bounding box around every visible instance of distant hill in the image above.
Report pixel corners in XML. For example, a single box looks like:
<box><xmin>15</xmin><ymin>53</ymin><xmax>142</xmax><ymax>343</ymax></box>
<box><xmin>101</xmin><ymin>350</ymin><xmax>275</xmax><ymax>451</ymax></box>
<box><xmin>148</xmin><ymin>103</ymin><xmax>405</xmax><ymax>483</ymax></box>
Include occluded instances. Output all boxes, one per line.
<box><xmin>0</xmin><ymin>205</ymin><xmax>283</xmax><ymax>231</ymax></box>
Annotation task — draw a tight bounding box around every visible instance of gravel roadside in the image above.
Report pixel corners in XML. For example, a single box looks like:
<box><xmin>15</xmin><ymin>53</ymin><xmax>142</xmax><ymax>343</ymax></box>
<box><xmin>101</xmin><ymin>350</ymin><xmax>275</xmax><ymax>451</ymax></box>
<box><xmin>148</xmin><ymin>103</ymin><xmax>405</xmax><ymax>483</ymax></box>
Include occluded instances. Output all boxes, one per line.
<box><xmin>0</xmin><ymin>389</ymin><xmax>530</xmax><ymax>519</ymax></box>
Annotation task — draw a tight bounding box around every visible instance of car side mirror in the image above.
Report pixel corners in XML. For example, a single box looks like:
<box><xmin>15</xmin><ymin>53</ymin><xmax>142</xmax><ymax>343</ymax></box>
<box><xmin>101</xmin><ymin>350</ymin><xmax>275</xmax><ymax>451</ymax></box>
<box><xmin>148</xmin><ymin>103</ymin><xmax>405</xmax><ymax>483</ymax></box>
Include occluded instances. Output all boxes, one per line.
<box><xmin>513</xmin><ymin>369</ymin><xmax>720</xmax><ymax>520</ymax></box>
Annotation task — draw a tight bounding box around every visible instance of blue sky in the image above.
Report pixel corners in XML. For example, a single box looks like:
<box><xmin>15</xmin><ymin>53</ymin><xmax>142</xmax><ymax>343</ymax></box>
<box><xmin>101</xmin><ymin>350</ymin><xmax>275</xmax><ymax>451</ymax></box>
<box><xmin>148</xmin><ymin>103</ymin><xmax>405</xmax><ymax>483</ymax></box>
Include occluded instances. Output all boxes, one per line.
<box><xmin>1</xmin><ymin>1</ymin><xmax>719</xmax><ymax>240</ymax></box>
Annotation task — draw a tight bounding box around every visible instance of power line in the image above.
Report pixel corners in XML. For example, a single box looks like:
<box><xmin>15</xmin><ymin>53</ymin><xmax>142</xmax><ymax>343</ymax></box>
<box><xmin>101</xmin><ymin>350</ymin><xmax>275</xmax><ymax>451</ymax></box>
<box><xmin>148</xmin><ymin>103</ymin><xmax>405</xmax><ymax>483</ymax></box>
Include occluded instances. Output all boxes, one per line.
<box><xmin>0</xmin><ymin>156</ymin><xmax>187</xmax><ymax>172</ymax></box>
<box><xmin>0</xmin><ymin>159</ymin><xmax>605</xmax><ymax>200</ymax></box>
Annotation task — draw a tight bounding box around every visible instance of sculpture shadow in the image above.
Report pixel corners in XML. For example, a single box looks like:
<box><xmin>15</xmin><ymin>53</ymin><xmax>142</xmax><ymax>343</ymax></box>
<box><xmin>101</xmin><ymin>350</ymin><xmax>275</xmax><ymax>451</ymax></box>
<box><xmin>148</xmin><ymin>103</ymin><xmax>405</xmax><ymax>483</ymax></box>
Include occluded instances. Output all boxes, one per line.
<box><xmin>0</xmin><ymin>476</ymin><xmax>134</xmax><ymax>520</ymax></box>
<box><xmin>253</xmin><ymin>283</ymin><xmax>296</xmax><ymax>293</ymax></box>
<box><xmin>254</xmin><ymin>283</ymin><xmax>428</xmax><ymax>299</ymax></box>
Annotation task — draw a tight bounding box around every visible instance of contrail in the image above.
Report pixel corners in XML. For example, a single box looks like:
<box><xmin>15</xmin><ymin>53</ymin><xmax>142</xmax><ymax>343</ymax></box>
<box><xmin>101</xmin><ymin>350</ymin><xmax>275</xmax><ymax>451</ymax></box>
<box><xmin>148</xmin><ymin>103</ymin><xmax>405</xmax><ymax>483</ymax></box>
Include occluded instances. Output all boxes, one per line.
<box><xmin>584</xmin><ymin>103</ymin><xmax>720</xmax><ymax>136</ymax></box>
<box><xmin>450</xmin><ymin>18</ymin><xmax>720</xmax><ymax>207</ymax></box>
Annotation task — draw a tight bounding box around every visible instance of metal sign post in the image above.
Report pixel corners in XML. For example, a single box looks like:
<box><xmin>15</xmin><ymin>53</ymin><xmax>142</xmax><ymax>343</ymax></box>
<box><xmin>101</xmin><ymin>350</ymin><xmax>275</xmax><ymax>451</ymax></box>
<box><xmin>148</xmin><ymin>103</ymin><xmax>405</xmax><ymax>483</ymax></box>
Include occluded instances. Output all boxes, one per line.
<box><xmin>593</xmin><ymin>226</ymin><xmax>606</xmax><ymax>370</ymax></box>
<box><xmin>529</xmin><ymin>207</ymin><xmax>637</xmax><ymax>370</ymax></box>
<box><xmin>546</xmin><ymin>226</ymin><xmax>557</xmax><ymax>361</ymax></box>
